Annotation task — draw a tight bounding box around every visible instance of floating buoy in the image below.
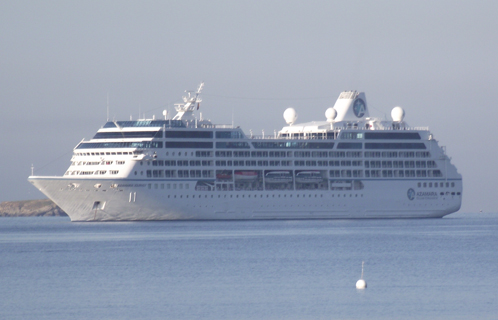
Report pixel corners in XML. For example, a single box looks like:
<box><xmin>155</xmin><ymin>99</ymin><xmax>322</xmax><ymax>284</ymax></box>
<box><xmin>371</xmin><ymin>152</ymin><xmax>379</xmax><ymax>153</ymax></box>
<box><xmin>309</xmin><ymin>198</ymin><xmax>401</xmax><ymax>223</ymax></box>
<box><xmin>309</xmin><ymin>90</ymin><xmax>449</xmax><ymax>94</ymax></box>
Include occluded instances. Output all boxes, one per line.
<box><xmin>356</xmin><ymin>261</ymin><xmax>367</xmax><ymax>289</ymax></box>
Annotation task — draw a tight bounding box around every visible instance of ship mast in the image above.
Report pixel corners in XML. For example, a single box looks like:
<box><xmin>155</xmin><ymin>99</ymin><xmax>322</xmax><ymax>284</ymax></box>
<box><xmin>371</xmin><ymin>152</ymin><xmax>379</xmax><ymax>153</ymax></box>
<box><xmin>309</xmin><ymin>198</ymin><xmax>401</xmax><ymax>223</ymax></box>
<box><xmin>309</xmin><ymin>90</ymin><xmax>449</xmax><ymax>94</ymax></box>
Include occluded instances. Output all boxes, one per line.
<box><xmin>172</xmin><ymin>82</ymin><xmax>204</xmax><ymax>121</ymax></box>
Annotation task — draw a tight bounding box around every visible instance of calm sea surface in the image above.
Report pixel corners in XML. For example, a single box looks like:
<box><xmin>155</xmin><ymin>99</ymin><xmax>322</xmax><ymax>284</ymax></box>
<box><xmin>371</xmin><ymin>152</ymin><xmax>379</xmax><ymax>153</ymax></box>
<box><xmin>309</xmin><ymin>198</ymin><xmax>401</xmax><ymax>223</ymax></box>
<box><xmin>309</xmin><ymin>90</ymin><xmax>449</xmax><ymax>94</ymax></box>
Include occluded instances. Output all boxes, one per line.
<box><xmin>1</xmin><ymin>212</ymin><xmax>497</xmax><ymax>320</ymax></box>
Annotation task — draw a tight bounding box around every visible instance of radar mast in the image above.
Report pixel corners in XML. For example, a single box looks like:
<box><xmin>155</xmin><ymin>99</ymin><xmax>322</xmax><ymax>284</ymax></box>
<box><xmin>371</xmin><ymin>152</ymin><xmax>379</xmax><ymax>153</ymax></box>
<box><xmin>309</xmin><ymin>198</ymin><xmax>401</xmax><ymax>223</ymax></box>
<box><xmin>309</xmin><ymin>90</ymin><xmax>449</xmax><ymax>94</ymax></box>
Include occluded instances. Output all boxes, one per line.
<box><xmin>172</xmin><ymin>82</ymin><xmax>204</xmax><ymax>121</ymax></box>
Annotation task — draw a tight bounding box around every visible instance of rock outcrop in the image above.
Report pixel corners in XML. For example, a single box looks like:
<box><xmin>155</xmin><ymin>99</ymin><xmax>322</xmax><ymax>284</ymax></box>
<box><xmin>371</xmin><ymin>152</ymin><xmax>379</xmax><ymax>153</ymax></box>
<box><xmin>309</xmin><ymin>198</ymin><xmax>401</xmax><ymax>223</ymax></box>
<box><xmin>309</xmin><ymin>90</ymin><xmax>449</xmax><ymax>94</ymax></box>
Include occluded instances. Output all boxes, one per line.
<box><xmin>0</xmin><ymin>199</ymin><xmax>67</xmax><ymax>217</ymax></box>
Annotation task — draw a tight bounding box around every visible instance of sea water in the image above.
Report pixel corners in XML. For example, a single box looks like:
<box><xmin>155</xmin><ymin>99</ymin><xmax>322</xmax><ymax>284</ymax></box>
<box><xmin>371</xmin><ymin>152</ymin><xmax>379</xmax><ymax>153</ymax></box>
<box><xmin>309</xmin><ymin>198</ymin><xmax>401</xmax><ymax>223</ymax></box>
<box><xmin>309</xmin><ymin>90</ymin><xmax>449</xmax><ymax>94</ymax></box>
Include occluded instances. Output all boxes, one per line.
<box><xmin>0</xmin><ymin>212</ymin><xmax>497</xmax><ymax>320</ymax></box>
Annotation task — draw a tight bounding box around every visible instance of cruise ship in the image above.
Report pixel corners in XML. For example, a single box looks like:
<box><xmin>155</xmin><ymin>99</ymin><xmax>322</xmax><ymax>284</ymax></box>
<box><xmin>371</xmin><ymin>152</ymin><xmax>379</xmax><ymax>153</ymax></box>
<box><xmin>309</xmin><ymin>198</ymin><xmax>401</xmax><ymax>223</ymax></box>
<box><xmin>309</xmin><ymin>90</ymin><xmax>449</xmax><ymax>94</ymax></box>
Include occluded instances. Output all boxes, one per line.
<box><xmin>28</xmin><ymin>83</ymin><xmax>462</xmax><ymax>221</ymax></box>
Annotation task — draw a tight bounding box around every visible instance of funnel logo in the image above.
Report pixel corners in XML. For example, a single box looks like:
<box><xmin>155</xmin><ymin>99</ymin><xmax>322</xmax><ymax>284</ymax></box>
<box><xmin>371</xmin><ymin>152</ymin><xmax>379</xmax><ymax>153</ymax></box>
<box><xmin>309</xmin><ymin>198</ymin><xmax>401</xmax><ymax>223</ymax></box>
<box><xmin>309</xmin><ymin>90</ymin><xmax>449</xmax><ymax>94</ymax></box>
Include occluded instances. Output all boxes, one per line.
<box><xmin>407</xmin><ymin>188</ymin><xmax>415</xmax><ymax>201</ymax></box>
<box><xmin>353</xmin><ymin>98</ymin><xmax>366</xmax><ymax>118</ymax></box>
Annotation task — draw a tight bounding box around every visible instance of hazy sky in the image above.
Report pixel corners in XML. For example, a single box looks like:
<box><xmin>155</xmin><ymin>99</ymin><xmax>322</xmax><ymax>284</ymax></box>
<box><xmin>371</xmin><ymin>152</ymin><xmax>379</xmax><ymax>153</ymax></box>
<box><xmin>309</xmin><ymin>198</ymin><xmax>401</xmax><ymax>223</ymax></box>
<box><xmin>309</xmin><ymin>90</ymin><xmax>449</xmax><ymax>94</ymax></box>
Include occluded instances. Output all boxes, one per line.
<box><xmin>1</xmin><ymin>1</ymin><xmax>497</xmax><ymax>213</ymax></box>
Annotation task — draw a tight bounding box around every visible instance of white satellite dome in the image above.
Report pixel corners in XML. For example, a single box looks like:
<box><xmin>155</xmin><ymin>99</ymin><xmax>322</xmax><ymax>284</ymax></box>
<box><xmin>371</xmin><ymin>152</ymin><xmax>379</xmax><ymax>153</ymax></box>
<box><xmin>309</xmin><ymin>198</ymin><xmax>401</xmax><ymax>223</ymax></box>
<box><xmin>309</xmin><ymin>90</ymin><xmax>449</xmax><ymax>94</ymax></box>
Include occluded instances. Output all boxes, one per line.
<box><xmin>283</xmin><ymin>108</ymin><xmax>298</xmax><ymax>125</ymax></box>
<box><xmin>325</xmin><ymin>108</ymin><xmax>337</xmax><ymax>123</ymax></box>
<box><xmin>391</xmin><ymin>106</ymin><xmax>405</xmax><ymax>122</ymax></box>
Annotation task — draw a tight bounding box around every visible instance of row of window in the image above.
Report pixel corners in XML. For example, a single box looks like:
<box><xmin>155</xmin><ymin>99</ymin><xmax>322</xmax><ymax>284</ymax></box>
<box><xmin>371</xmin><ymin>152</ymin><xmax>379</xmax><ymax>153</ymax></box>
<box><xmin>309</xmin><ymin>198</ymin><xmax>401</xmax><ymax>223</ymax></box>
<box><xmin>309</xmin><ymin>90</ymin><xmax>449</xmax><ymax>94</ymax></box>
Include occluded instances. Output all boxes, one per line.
<box><xmin>96</xmin><ymin>128</ymin><xmax>245</xmax><ymax>139</ymax></box>
<box><xmin>418</xmin><ymin>182</ymin><xmax>455</xmax><ymax>188</ymax></box>
<box><xmin>144</xmin><ymin>182</ymin><xmax>363</xmax><ymax>196</ymax></box>
<box><xmin>77</xmin><ymin>142</ymin><xmax>163</xmax><ymax>149</ymax></box>
<box><xmin>93</xmin><ymin>131</ymin><xmax>163</xmax><ymax>139</ymax></box>
<box><xmin>138</xmin><ymin>169</ymin><xmax>444</xmax><ymax>179</ymax></box>
<box><xmin>144</xmin><ymin>159</ymin><xmax>437</xmax><ymax>169</ymax></box>
<box><xmin>74</xmin><ymin>151</ymin><xmax>138</xmax><ymax>156</ymax></box>
<box><xmin>365</xmin><ymin>160</ymin><xmax>437</xmax><ymax>169</ymax></box>
<box><xmin>272</xmin><ymin>131</ymin><xmax>421</xmax><ymax>141</ymax></box>
<box><xmin>191</xmin><ymin>151</ymin><xmax>430</xmax><ymax>159</ymax></box>
<box><xmin>146</xmin><ymin>183</ymin><xmax>459</xmax><ymax>198</ymax></box>
<box><xmin>329</xmin><ymin>170</ymin><xmax>364</xmax><ymax>178</ymax></box>
<box><xmin>251</xmin><ymin>141</ymin><xmax>336</xmax><ymax>149</ymax></box>
<box><xmin>364</xmin><ymin>132</ymin><xmax>421</xmax><ymax>140</ymax></box>
<box><xmin>72</xmin><ymin>149</ymin><xmax>433</xmax><ymax>159</ymax></box>
<box><xmin>279</xmin><ymin>132</ymin><xmax>337</xmax><ymax>139</ymax></box>
<box><xmin>145</xmin><ymin>181</ymin><xmax>457</xmax><ymax>192</ymax></box>
<box><xmin>365</xmin><ymin>151</ymin><xmax>431</xmax><ymax>158</ymax></box>
<box><xmin>363</xmin><ymin>170</ymin><xmax>443</xmax><ymax>178</ymax></box>
<box><xmin>79</xmin><ymin>140</ymin><xmax>428</xmax><ymax>151</ymax></box>
<box><xmin>103</xmin><ymin>120</ymin><xmax>186</xmax><ymax>129</ymax></box>
<box><xmin>146</xmin><ymin>170</ymin><xmax>214</xmax><ymax>178</ymax></box>
<box><xmin>120</xmin><ymin>130</ymin><xmax>421</xmax><ymax>140</ymax></box>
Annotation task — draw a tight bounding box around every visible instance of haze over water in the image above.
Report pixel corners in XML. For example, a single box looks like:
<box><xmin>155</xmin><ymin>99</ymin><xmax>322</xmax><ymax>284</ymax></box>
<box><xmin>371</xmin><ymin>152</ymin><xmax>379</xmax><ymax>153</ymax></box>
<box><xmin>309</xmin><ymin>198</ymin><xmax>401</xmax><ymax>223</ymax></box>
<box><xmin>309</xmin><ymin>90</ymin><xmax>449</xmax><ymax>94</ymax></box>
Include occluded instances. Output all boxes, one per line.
<box><xmin>1</xmin><ymin>212</ymin><xmax>496</xmax><ymax>320</ymax></box>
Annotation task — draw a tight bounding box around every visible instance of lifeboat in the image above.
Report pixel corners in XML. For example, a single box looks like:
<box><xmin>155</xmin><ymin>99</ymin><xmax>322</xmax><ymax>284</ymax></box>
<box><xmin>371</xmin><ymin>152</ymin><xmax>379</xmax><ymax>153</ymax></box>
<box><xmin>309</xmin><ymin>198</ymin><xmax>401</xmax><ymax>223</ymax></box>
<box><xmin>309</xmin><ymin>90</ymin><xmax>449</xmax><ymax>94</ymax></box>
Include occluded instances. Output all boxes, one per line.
<box><xmin>295</xmin><ymin>171</ymin><xmax>323</xmax><ymax>183</ymax></box>
<box><xmin>234</xmin><ymin>171</ymin><xmax>258</xmax><ymax>181</ymax></box>
<box><xmin>265</xmin><ymin>171</ymin><xmax>293</xmax><ymax>183</ymax></box>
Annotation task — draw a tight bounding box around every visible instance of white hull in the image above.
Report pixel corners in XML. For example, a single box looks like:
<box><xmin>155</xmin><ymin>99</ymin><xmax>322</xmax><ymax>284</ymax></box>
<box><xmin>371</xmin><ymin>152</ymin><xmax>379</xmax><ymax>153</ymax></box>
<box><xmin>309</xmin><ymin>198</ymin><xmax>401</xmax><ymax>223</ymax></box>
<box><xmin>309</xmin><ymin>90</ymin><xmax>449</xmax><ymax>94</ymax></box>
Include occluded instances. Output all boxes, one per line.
<box><xmin>29</xmin><ymin>176</ymin><xmax>462</xmax><ymax>221</ymax></box>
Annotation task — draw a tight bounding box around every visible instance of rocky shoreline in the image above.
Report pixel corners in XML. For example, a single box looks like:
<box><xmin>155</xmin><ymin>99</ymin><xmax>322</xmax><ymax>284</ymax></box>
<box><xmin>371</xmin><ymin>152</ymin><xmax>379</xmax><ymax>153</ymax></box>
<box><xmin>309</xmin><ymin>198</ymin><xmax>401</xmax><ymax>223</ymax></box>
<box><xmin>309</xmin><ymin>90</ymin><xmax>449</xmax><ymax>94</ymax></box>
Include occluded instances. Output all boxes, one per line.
<box><xmin>0</xmin><ymin>199</ymin><xmax>67</xmax><ymax>217</ymax></box>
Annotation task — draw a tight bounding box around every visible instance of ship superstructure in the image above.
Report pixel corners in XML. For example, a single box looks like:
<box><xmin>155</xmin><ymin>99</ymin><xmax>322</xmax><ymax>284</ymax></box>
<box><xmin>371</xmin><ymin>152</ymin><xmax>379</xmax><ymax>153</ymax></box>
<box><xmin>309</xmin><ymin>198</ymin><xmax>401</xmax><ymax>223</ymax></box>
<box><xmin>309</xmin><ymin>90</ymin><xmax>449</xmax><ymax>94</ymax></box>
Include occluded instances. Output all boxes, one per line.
<box><xmin>28</xmin><ymin>84</ymin><xmax>462</xmax><ymax>221</ymax></box>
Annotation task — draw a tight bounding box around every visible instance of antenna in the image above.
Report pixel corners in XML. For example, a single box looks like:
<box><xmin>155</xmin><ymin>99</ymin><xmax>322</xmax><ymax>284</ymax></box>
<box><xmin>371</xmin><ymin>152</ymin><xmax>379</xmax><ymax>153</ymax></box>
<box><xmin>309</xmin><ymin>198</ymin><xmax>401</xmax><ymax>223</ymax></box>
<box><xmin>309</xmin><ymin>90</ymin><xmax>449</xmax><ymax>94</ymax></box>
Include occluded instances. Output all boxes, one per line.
<box><xmin>107</xmin><ymin>93</ymin><xmax>109</xmax><ymax>121</ymax></box>
<box><xmin>31</xmin><ymin>164</ymin><xmax>34</xmax><ymax>176</ymax></box>
<box><xmin>172</xmin><ymin>82</ymin><xmax>205</xmax><ymax>121</ymax></box>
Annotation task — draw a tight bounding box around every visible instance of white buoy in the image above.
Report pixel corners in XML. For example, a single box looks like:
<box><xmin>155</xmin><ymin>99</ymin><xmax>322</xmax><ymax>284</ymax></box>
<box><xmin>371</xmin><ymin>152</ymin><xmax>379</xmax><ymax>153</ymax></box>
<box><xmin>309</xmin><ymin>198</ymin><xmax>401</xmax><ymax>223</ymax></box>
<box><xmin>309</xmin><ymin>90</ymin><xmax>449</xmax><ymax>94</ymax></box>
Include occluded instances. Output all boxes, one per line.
<box><xmin>356</xmin><ymin>261</ymin><xmax>367</xmax><ymax>289</ymax></box>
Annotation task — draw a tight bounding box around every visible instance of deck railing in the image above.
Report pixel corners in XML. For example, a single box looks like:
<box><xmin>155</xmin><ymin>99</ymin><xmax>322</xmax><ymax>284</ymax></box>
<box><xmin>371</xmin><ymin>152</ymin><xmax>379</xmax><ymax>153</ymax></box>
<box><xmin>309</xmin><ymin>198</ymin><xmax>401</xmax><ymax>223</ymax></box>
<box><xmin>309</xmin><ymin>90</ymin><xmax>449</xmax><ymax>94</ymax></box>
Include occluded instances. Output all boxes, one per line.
<box><xmin>248</xmin><ymin>126</ymin><xmax>429</xmax><ymax>140</ymax></box>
